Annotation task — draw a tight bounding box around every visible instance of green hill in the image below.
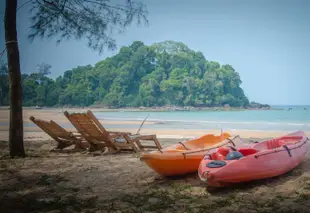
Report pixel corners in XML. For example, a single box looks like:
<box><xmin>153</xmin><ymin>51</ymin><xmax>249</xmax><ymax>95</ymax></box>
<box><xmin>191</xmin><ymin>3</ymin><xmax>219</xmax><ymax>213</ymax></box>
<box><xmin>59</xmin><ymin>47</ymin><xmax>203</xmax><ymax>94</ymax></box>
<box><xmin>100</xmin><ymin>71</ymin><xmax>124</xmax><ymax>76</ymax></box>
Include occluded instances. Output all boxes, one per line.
<box><xmin>0</xmin><ymin>41</ymin><xmax>251</xmax><ymax>108</ymax></box>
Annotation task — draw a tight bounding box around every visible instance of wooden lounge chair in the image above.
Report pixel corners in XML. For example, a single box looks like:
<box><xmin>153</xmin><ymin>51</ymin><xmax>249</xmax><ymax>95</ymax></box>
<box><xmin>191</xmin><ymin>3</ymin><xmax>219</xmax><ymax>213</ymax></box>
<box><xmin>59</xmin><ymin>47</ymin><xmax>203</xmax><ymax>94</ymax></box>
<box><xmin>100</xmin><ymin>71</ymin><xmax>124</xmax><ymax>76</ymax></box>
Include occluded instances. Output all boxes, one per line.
<box><xmin>29</xmin><ymin>116</ymin><xmax>89</xmax><ymax>151</ymax></box>
<box><xmin>63</xmin><ymin>110</ymin><xmax>162</xmax><ymax>153</ymax></box>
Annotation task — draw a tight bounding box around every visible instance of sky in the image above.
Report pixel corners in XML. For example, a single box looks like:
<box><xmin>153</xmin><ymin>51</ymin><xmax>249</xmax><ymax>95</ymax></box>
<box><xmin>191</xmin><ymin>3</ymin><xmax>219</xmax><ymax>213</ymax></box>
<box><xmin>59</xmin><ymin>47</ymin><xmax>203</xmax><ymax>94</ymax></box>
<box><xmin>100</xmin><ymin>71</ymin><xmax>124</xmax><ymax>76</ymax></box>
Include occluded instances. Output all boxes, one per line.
<box><xmin>0</xmin><ymin>0</ymin><xmax>310</xmax><ymax>105</ymax></box>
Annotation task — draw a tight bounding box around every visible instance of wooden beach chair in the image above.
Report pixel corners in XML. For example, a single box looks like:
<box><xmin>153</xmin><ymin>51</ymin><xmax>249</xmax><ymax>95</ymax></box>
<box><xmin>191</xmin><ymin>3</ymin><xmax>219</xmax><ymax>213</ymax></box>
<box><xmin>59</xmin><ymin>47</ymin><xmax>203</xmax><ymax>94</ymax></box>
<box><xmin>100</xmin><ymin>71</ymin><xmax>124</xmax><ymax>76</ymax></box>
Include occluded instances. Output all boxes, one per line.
<box><xmin>29</xmin><ymin>116</ymin><xmax>89</xmax><ymax>151</ymax></box>
<box><xmin>63</xmin><ymin>110</ymin><xmax>162</xmax><ymax>153</ymax></box>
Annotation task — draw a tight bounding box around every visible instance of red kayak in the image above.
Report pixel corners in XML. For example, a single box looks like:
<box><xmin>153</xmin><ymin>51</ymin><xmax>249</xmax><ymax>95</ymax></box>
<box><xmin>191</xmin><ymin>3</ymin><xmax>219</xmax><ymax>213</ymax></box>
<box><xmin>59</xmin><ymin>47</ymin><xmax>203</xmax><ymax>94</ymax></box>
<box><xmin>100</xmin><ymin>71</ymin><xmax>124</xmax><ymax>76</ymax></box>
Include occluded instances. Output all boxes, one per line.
<box><xmin>198</xmin><ymin>131</ymin><xmax>309</xmax><ymax>187</ymax></box>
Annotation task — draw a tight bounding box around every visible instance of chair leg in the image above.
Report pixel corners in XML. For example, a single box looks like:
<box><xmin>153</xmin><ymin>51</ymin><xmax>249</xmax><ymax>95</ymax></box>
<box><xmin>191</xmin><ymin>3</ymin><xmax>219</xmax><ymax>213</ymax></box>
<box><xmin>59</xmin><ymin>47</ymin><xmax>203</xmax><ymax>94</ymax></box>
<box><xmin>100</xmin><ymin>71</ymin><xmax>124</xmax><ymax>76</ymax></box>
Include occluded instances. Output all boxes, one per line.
<box><xmin>132</xmin><ymin>143</ymin><xmax>139</xmax><ymax>153</ymax></box>
<box><xmin>152</xmin><ymin>136</ymin><xmax>163</xmax><ymax>150</ymax></box>
<box><xmin>72</xmin><ymin>139</ymin><xmax>89</xmax><ymax>150</ymax></box>
<box><xmin>129</xmin><ymin>135</ymin><xmax>162</xmax><ymax>152</ymax></box>
<box><xmin>134</xmin><ymin>139</ymin><xmax>144</xmax><ymax>151</ymax></box>
<box><xmin>87</xmin><ymin>143</ymin><xmax>100</xmax><ymax>152</ymax></box>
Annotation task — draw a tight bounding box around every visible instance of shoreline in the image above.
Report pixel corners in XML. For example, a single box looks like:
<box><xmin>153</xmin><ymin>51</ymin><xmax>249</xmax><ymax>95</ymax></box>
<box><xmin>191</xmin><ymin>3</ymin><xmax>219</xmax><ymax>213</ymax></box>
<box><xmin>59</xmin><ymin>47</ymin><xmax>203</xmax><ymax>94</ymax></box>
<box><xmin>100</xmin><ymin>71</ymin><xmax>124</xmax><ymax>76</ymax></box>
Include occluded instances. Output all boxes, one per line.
<box><xmin>0</xmin><ymin>125</ymin><xmax>309</xmax><ymax>142</ymax></box>
<box><xmin>0</xmin><ymin>108</ymin><xmax>309</xmax><ymax>142</ymax></box>
<box><xmin>0</xmin><ymin>105</ymin><xmax>284</xmax><ymax>112</ymax></box>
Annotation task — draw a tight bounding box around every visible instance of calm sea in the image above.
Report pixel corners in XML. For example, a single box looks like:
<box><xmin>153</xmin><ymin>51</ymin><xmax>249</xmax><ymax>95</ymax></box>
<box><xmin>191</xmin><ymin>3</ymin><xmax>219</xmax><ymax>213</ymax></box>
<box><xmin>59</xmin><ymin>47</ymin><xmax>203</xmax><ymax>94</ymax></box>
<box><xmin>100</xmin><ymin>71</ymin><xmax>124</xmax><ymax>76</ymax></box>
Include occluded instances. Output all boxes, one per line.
<box><xmin>93</xmin><ymin>105</ymin><xmax>310</xmax><ymax>132</ymax></box>
<box><xmin>2</xmin><ymin>106</ymin><xmax>308</xmax><ymax>132</ymax></box>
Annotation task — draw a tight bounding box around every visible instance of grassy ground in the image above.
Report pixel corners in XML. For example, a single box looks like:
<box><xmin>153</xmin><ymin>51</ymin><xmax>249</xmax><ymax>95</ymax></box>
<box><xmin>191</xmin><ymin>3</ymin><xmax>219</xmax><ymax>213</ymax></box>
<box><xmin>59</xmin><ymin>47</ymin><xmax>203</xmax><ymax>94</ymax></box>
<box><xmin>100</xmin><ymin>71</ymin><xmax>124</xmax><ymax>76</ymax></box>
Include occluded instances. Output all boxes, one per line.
<box><xmin>0</xmin><ymin>138</ymin><xmax>310</xmax><ymax>213</ymax></box>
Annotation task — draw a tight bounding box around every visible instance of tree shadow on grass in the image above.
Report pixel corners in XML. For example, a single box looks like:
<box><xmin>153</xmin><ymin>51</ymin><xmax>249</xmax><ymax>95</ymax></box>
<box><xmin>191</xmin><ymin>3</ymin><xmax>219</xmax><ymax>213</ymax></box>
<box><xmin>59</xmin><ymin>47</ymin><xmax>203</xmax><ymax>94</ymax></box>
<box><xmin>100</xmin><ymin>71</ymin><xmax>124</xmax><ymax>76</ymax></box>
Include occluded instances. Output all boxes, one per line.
<box><xmin>147</xmin><ymin>161</ymin><xmax>308</xmax><ymax>196</ymax></box>
<box><xmin>206</xmin><ymin>162</ymin><xmax>308</xmax><ymax>195</ymax></box>
<box><xmin>0</xmin><ymin>172</ymin><xmax>98</xmax><ymax>213</ymax></box>
<box><xmin>108</xmin><ymin>165</ymin><xmax>310</xmax><ymax>213</ymax></box>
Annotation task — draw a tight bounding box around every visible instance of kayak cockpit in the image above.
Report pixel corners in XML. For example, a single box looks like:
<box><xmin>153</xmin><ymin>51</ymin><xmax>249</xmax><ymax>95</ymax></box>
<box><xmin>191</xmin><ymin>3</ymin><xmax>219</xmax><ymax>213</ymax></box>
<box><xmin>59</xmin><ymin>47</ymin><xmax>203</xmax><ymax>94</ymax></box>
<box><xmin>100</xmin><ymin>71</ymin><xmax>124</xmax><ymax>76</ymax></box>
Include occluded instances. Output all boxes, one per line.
<box><xmin>253</xmin><ymin>135</ymin><xmax>304</xmax><ymax>150</ymax></box>
<box><xmin>207</xmin><ymin>147</ymin><xmax>259</xmax><ymax>161</ymax></box>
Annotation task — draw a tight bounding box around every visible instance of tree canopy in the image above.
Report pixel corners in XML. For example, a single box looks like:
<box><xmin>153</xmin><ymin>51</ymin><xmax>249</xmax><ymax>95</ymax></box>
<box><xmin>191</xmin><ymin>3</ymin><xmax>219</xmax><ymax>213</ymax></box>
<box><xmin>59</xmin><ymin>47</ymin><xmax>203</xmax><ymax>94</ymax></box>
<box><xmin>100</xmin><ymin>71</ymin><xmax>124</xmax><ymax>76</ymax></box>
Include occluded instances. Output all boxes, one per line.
<box><xmin>0</xmin><ymin>41</ymin><xmax>251</xmax><ymax>108</ymax></box>
<box><xmin>28</xmin><ymin>0</ymin><xmax>148</xmax><ymax>53</ymax></box>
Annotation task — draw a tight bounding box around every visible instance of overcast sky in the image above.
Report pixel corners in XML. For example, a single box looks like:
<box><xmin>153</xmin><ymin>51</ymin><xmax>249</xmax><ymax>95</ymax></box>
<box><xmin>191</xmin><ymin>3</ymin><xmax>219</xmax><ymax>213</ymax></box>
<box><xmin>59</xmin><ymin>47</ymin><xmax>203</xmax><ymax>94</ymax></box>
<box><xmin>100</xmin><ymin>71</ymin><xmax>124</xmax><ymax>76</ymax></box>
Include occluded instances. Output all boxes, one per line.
<box><xmin>1</xmin><ymin>0</ymin><xmax>310</xmax><ymax>105</ymax></box>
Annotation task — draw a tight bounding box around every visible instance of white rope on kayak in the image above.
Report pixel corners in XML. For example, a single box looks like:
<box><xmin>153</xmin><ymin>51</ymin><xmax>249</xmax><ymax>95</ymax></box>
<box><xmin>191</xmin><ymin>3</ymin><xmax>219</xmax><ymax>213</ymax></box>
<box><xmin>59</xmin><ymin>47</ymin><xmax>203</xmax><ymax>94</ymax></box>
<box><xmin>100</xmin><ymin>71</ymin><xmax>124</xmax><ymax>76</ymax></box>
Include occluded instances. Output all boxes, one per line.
<box><xmin>181</xmin><ymin>135</ymin><xmax>240</xmax><ymax>159</ymax></box>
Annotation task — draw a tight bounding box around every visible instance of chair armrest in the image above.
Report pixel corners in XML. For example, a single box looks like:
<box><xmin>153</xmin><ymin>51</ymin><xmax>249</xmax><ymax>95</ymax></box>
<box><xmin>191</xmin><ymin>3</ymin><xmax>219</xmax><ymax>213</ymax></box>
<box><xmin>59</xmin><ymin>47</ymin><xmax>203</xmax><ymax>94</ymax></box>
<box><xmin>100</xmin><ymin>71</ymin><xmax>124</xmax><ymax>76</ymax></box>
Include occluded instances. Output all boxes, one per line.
<box><xmin>109</xmin><ymin>133</ymin><xmax>130</xmax><ymax>139</ymax></box>
<box><xmin>72</xmin><ymin>132</ymin><xmax>82</xmax><ymax>135</ymax></box>
<box><xmin>108</xmin><ymin>131</ymin><xmax>132</xmax><ymax>135</ymax></box>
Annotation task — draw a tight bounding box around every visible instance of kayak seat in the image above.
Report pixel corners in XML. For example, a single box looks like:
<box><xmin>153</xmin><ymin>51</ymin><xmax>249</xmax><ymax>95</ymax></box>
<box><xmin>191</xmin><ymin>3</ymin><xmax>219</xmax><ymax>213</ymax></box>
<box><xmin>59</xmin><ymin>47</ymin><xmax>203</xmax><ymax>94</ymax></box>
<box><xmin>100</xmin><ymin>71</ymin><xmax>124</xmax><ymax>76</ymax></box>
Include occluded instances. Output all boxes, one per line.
<box><xmin>211</xmin><ymin>152</ymin><xmax>226</xmax><ymax>160</ymax></box>
<box><xmin>266</xmin><ymin>139</ymin><xmax>286</xmax><ymax>149</ymax></box>
<box><xmin>210</xmin><ymin>147</ymin><xmax>259</xmax><ymax>160</ymax></box>
<box><xmin>211</xmin><ymin>147</ymin><xmax>230</xmax><ymax>160</ymax></box>
<box><xmin>218</xmin><ymin>147</ymin><xmax>230</xmax><ymax>156</ymax></box>
<box><xmin>238</xmin><ymin>148</ymin><xmax>258</xmax><ymax>156</ymax></box>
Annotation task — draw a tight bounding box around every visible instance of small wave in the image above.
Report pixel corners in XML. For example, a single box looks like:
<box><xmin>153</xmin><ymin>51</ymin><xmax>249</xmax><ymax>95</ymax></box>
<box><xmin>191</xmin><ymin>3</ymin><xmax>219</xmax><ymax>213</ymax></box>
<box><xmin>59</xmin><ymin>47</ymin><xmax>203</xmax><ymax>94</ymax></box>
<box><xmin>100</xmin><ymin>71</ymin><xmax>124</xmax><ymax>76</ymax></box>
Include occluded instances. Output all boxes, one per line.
<box><xmin>96</xmin><ymin>117</ymin><xmax>147</xmax><ymax>121</ymax></box>
<box><xmin>228</xmin><ymin>129</ymin><xmax>273</xmax><ymax>132</ymax></box>
<box><xmin>94</xmin><ymin>115</ymin><xmax>310</xmax><ymax>126</ymax></box>
<box><xmin>286</xmin><ymin>123</ymin><xmax>309</xmax><ymax>126</ymax></box>
<box><xmin>153</xmin><ymin>119</ymin><xmax>310</xmax><ymax>126</ymax></box>
<box><xmin>137</xmin><ymin>118</ymin><xmax>310</xmax><ymax>126</ymax></box>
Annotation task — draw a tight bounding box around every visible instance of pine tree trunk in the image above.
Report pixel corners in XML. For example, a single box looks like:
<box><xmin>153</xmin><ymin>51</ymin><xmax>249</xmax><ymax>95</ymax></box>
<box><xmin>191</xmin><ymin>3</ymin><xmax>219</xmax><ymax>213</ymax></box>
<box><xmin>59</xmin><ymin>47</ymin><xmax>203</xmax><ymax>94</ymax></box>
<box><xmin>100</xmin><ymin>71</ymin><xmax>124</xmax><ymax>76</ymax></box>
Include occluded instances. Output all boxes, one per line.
<box><xmin>5</xmin><ymin>0</ymin><xmax>25</xmax><ymax>158</ymax></box>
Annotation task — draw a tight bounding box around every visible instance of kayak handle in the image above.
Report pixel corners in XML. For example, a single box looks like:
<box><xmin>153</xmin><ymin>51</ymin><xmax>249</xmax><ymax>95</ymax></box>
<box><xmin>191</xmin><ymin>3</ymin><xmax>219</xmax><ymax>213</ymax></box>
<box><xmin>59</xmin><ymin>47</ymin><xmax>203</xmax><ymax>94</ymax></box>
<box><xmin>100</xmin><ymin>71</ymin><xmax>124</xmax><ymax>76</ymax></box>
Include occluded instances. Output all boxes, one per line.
<box><xmin>227</xmin><ymin>145</ymin><xmax>237</xmax><ymax>151</ymax></box>
<box><xmin>282</xmin><ymin>145</ymin><xmax>292</xmax><ymax>157</ymax></box>
<box><xmin>227</xmin><ymin>137</ymin><xmax>237</xmax><ymax>146</ymax></box>
<box><xmin>181</xmin><ymin>135</ymin><xmax>240</xmax><ymax>159</ymax></box>
<box><xmin>178</xmin><ymin>141</ymin><xmax>190</xmax><ymax>150</ymax></box>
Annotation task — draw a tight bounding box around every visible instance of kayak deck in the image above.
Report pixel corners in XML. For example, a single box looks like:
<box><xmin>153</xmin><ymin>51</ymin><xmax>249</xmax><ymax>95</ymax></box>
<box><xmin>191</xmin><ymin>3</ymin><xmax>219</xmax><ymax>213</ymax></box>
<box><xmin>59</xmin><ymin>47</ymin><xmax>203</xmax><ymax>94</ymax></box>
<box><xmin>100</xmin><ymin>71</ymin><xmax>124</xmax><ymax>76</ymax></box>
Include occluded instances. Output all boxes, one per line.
<box><xmin>140</xmin><ymin>132</ymin><xmax>234</xmax><ymax>176</ymax></box>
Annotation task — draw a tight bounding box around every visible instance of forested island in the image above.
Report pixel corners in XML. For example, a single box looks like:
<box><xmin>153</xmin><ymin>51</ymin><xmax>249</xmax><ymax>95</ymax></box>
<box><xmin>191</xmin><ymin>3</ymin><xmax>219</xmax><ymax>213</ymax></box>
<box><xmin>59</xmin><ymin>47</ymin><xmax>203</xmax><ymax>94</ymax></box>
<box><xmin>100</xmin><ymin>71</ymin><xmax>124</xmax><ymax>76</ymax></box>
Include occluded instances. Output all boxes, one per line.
<box><xmin>0</xmin><ymin>41</ymin><xmax>269</xmax><ymax>109</ymax></box>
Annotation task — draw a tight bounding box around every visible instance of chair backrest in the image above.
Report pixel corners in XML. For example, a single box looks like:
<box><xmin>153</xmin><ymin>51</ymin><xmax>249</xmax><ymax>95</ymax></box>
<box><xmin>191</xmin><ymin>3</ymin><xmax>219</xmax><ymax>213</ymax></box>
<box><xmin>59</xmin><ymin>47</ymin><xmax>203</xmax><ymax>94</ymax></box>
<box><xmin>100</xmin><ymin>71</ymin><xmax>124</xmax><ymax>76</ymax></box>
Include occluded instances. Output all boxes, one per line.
<box><xmin>29</xmin><ymin>116</ymin><xmax>71</xmax><ymax>140</ymax></box>
<box><xmin>63</xmin><ymin>110</ymin><xmax>110</xmax><ymax>143</ymax></box>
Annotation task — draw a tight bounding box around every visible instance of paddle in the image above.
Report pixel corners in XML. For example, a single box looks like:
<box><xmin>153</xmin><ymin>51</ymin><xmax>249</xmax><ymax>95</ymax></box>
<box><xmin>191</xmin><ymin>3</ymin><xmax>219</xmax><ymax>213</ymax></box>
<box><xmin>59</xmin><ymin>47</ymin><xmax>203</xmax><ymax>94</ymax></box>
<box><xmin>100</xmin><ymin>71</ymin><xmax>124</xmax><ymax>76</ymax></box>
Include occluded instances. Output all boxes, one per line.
<box><xmin>136</xmin><ymin>114</ymin><xmax>150</xmax><ymax>134</ymax></box>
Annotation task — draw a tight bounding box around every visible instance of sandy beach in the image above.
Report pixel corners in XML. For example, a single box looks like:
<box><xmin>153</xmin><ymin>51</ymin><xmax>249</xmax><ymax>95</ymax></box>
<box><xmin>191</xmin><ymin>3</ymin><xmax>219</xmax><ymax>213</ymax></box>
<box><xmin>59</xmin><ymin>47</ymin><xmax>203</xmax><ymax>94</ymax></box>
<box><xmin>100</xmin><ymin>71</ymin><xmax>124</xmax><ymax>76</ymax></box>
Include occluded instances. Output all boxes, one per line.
<box><xmin>0</xmin><ymin>108</ymin><xmax>309</xmax><ymax>142</ymax></box>
<box><xmin>1</xmin><ymin>135</ymin><xmax>310</xmax><ymax>212</ymax></box>
<box><xmin>0</xmin><ymin>107</ymin><xmax>310</xmax><ymax>212</ymax></box>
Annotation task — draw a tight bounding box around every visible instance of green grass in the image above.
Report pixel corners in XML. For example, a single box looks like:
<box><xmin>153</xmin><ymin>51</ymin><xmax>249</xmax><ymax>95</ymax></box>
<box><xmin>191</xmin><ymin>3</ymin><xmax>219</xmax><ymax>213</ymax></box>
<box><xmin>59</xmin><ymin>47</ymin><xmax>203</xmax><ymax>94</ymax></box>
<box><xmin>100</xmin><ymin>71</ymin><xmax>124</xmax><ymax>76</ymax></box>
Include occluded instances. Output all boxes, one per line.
<box><xmin>0</xmin><ymin>172</ymin><xmax>98</xmax><ymax>213</ymax></box>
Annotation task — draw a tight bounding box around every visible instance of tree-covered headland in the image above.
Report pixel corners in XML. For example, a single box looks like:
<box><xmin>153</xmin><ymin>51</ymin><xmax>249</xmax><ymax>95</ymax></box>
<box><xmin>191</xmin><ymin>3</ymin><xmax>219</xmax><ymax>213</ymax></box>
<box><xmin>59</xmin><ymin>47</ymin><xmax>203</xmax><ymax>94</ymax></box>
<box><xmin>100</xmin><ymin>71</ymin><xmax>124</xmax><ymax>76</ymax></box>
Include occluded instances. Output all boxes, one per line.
<box><xmin>1</xmin><ymin>41</ymin><xmax>265</xmax><ymax>108</ymax></box>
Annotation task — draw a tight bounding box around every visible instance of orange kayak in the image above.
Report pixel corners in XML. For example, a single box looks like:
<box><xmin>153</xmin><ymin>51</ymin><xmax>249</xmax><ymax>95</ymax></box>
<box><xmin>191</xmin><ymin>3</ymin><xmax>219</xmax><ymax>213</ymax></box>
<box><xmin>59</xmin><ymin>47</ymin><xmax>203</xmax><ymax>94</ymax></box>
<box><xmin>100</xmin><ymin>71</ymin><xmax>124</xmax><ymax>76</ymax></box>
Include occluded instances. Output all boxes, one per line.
<box><xmin>140</xmin><ymin>132</ymin><xmax>233</xmax><ymax>176</ymax></box>
<box><xmin>198</xmin><ymin>131</ymin><xmax>309</xmax><ymax>187</ymax></box>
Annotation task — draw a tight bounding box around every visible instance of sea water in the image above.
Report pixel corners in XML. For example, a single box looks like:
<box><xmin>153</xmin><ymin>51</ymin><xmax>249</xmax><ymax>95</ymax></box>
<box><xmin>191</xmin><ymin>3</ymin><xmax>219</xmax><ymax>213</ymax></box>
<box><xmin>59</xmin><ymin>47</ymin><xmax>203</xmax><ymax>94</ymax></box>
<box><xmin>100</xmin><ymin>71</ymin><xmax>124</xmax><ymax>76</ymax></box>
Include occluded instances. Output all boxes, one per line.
<box><xmin>94</xmin><ymin>106</ymin><xmax>310</xmax><ymax>132</ymax></box>
<box><xmin>3</xmin><ymin>106</ymin><xmax>309</xmax><ymax>132</ymax></box>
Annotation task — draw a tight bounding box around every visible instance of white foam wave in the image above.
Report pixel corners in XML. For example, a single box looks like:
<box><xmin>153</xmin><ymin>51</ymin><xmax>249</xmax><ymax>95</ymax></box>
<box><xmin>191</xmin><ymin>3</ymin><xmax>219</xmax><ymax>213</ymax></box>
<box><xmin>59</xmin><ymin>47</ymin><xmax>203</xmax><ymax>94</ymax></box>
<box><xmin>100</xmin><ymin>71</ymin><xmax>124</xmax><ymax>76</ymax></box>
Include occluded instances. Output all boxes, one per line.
<box><xmin>98</xmin><ymin>116</ymin><xmax>310</xmax><ymax>127</ymax></box>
